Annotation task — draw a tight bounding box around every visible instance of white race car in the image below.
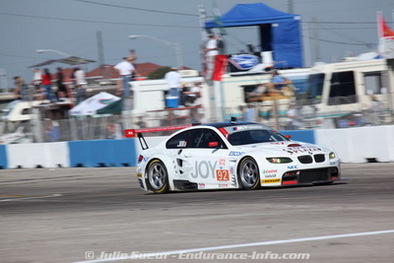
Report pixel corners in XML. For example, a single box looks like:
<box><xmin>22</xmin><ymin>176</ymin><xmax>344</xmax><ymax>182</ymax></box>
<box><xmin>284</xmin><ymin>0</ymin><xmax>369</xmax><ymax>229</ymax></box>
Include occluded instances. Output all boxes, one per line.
<box><xmin>136</xmin><ymin>120</ymin><xmax>341</xmax><ymax>193</ymax></box>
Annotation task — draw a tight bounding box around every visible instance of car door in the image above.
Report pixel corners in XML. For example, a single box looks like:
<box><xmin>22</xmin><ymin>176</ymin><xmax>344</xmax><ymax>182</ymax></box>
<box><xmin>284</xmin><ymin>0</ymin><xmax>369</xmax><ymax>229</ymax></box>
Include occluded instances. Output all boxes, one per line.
<box><xmin>165</xmin><ymin>129</ymin><xmax>193</xmax><ymax>182</ymax></box>
<box><xmin>179</xmin><ymin>128</ymin><xmax>236</xmax><ymax>189</ymax></box>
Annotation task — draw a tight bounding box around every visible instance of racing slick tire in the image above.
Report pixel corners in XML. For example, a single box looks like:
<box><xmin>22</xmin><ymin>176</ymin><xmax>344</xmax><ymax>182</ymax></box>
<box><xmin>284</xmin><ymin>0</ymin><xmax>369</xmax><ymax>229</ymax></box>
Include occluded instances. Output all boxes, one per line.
<box><xmin>238</xmin><ymin>157</ymin><xmax>260</xmax><ymax>190</ymax></box>
<box><xmin>147</xmin><ymin>159</ymin><xmax>169</xmax><ymax>194</ymax></box>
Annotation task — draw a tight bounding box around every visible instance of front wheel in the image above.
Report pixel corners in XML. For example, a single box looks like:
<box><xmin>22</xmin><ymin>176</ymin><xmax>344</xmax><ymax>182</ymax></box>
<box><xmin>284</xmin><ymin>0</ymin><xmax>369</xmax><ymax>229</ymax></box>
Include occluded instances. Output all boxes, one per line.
<box><xmin>147</xmin><ymin>160</ymin><xmax>169</xmax><ymax>193</ymax></box>
<box><xmin>238</xmin><ymin>157</ymin><xmax>260</xmax><ymax>190</ymax></box>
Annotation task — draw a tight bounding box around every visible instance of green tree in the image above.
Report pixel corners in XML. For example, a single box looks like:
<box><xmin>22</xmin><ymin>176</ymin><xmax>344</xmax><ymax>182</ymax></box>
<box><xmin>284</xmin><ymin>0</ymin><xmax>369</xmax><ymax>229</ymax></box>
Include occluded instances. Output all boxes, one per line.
<box><xmin>147</xmin><ymin>66</ymin><xmax>171</xmax><ymax>79</ymax></box>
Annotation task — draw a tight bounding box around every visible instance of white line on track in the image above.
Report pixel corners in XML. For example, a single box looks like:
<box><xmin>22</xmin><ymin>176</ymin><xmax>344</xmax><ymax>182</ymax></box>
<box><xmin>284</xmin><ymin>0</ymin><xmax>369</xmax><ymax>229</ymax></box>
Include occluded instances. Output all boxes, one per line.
<box><xmin>75</xmin><ymin>229</ymin><xmax>394</xmax><ymax>263</ymax></box>
<box><xmin>0</xmin><ymin>193</ymin><xmax>62</xmax><ymax>202</ymax></box>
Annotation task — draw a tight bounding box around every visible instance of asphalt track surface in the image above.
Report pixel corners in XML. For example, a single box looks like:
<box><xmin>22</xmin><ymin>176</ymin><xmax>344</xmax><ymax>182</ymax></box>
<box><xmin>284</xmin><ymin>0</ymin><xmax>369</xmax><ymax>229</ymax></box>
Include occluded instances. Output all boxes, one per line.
<box><xmin>1</xmin><ymin>163</ymin><xmax>394</xmax><ymax>263</ymax></box>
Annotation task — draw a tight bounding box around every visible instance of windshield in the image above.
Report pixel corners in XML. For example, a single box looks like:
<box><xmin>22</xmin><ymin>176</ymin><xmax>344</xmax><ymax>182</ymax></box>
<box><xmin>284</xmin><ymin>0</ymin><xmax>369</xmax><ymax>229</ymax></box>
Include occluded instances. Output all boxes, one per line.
<box><xmin>227</xmin><ymin>129</ymin><xmax>289</xmax><ymax>146</ymax></box>
<box><xmin>305</xmin><ymin>73</ymin><xmax>324</xmax><ymax>104</ymax></box>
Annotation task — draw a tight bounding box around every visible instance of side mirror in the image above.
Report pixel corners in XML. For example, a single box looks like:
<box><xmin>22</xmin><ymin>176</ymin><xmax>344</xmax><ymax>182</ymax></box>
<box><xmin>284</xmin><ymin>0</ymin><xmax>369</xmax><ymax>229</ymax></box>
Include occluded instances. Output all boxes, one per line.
<box><xmin>208</xmin><ymin>141</ymin><xmax>219</xmax><ymax>148</ymax></box>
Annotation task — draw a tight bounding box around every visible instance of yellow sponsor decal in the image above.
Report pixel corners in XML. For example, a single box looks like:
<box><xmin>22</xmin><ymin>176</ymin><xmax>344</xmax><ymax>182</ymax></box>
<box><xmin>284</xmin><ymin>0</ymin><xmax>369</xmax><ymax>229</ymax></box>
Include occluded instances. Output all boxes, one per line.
<box><xmin>136</xmin><ymin>173</ymin><xmax>142</xmax><ymax>178</ymax></box>
<box><xmin>261</xmin><ymin>178</ymin><xmax>281</xmax><ymax>184</ymax></box>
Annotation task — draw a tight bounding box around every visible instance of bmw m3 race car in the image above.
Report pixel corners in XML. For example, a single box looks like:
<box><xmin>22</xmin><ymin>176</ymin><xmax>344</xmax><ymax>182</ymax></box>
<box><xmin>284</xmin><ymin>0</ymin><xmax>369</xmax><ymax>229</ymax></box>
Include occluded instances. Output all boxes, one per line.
<box><xmin>135</xmin><ymin>120</ymin><xmax>341</xmax><ymax>193</ymax></box>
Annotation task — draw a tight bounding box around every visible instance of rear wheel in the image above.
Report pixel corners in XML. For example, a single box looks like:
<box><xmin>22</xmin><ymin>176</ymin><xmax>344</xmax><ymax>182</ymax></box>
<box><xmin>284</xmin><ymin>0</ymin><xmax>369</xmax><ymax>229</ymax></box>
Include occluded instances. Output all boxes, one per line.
<box><xmin>147</xmin><ymin>159</ymin><xmax>169</xmax><ymax>193</ymax></box>
<box><xmin>238</xmin><ymin>157</ymin><xmax>260</xmax><ymax>190</ymax></box>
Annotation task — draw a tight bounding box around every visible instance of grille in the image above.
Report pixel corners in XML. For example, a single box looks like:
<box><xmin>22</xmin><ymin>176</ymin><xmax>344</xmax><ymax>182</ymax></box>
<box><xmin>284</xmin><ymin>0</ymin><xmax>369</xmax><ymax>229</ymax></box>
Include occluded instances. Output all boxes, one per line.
<box><xmin>298</xmin><ymin>168</ymin><xmax>330</xmax><ymax>183</ymax></box>
<box><xmin>314</xmin><ymin>154</ymin><xmax>325</xmax><ymax>163</ymax></box>
<box><xmin>298</xmin><ymin>155</ymin><xmax>313</xmax><ymax>164</ymax></box>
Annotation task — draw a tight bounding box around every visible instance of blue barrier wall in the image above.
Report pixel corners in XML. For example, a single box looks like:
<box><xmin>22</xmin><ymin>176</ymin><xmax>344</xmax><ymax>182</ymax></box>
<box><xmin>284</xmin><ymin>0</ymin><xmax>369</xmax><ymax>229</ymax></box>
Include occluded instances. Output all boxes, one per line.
<box><xmin>0</xmin><ymin>145</ymin><xmax>7</xmax><ymax>169</ymax></box>
<box><xmin>280</xmin><ymin>130</ymin><xmax>315</xmax><ymax>144</ymax></box>
<box><xmin>68</xmin><ymin>139</ymin><xmax>136</xmax><ymax>167</ymax></box>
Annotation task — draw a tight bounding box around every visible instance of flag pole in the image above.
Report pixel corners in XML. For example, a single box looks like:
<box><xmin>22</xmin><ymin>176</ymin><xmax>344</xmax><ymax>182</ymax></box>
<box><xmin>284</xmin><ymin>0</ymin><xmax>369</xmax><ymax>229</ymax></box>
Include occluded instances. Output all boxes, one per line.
<box><xmin>377</xmin><ymin>11</ymin><xmax>384</xmax><ymax>56</ymax></box>
<box><xmin>392</xmin><ymin>9</ymin><xmax>394</xmax><ymax>29</ymax></box>
<box><xmin>377</xmin><ymin>11</ymin><xmax>382</xmax><ymax>40</ymax></box>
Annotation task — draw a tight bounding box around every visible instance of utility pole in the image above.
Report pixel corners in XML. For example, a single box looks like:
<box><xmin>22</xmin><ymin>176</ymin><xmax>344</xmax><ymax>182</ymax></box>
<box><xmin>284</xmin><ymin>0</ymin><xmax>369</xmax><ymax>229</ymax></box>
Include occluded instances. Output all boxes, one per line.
<box><xmin>287</xmin><ymin>0</ymin><xmax>294</xmax><ymax>13</ymax></box>
<box><xmin>312</xmin><ymin>17</ymin><xmax>321</xmax><ymax>63</ymax></box>
<box><xmin>96</xmin><ymin>31</ymin><xmax>106</xmax><ymax>78</ymax></box>
<box><xmin>0</xmin><ymin>68</ymin><xmax>8</xmax><ymax>93</ymax></box>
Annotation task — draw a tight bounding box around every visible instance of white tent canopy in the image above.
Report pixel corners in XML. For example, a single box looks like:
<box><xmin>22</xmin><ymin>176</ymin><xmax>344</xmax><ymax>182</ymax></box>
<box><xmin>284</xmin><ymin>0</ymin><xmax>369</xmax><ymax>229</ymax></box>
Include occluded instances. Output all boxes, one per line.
<box><xmin>69</xmin><ymin>92</ymin><xmax>121</xmax><ymax>116</ymax></box>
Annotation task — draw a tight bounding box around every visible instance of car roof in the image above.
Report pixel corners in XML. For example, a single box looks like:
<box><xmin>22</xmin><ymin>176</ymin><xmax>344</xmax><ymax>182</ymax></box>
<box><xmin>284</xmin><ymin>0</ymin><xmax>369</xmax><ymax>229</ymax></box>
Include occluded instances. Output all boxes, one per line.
<box><xmin>195</xmin><ymin>121</ymin><xmax>270</xmax><ymax>129</ymax></box>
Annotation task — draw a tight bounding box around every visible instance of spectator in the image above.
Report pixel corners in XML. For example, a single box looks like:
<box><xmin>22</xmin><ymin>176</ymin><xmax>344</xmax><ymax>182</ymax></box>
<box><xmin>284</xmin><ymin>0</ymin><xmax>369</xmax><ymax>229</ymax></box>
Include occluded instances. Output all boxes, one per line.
<box><xmin>183</xmin><ymin>81</ymin><xmax>202</xmax><ymax>106</ymax></box>
<box><xmin>286</xmin><ymin>104</ymin><xmax>302</xmax><ymax>130</ymax></box>
<box><xmin>32</xmin><ymin>68</ymin><xmax>42</xmax><ymax>91</ymax></box>
<box><xmin>74</xmin><ymin>67</ymin><xmax>87</xmax><ymax>105</ymax></box>
<box><xmin>41</xmin><ymin>68</ymin><xmax>55</xmax><ymax>102</ymax></box>
<box><xmin>13</xmin><ymin>76</ymin><xmax>29</xmax><ymax>101</ymax></box>
<box><xmin>105</xmin><ymin>122</ymin><xmax>122</xmax><ymax>139</ymax></box>
<box><xmin>135</xmin><ymin>115</ymin><xmax>146</xmax><ymax>129</ymax></box>
<box><xmin>127</xmin><ymin>49</ymin><xmax>137</xmax><ymax>68</ymax></box>
<box><xmin>44</xmin><ymin>119</ymin><xmax>61</xmax><ymax>142</ymax></box>
<box><xmin>244</xmin><ymin>104</ymin><xmax>257</xmax><ymax>122</ymax></box>
<box><xmin>203</xmin><ymin>34</ymin><xmax>219</xmax><ymax>79</ymax></box>
<box><xmin>165</xmin><ymin>67</ymin><xmax>181</xmax><ymax>98</ymax></box>
<box><xmin>114</xmin><ymin>57</ymin><xmax>136</xmax><ymax>98</ymax></box>
<box><xmin>247</xmin><ymin>84</ymin><xmax>269</xmax><ymax>101</ymax></box>
<box><xmin>270</xmin><ymin>70</ymin><xmax>292</xmax><ymax>93</ymax></box>
<box><xmin>56</xmin><ymin>67</ymin><xmax>69</xmax><ymax>101</ymax></box>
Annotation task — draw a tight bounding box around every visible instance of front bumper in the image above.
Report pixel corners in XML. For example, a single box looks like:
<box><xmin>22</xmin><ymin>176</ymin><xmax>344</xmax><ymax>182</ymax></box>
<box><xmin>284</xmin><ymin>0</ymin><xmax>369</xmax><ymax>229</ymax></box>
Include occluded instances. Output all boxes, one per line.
<box><xmin>281</xmin><ymin>167</ymin><xmax>340</xmax><ymax>185</ymax></box>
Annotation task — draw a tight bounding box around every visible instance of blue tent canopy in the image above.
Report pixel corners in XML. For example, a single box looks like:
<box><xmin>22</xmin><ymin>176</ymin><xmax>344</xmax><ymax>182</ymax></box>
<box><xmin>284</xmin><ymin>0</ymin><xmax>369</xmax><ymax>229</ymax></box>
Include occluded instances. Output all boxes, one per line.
<box><xmin>205</xmin><ymin>3</ymin><xmax>303</xmax><ymax>68</ymax></box>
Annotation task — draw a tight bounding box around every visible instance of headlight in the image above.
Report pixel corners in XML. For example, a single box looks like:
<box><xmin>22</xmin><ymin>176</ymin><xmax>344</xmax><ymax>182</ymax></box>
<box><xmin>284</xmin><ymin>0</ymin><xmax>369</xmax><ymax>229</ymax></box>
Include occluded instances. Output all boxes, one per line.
<box><xmin>329</xmin><ymin>152</ymin><xmax>336</xmax><ymax>159</ymax></box>
<box><xmin>266</xmin><ymin>157</ymin><xmax>293</xmax><ymax>164</ymax></box>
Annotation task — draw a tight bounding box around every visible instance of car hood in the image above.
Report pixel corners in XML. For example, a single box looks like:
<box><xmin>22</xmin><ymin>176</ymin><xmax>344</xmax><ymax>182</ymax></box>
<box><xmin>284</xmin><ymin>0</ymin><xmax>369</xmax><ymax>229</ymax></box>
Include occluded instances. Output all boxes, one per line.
<box><xmin>236</xmin><ymin>141</ymin><xmax>329</xmax><ymax>156</ymax></box>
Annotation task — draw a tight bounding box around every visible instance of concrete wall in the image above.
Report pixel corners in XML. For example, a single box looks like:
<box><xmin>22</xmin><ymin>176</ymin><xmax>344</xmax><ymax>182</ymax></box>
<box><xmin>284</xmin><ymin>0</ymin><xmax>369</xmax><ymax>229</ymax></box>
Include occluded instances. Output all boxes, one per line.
<box><xmin>7</xmin><ymin>142</ymin><xmax>69</xmax><ymax>169</ymax></box>
<box><xmin>0</xmin><ymin>126</ymin><xmax>393</xmax><ymax>169</ymax></box>
<box><xmin>315</xmin><ymin>125</ymin><xmax>394</xmax><ymax>163</ymax></box>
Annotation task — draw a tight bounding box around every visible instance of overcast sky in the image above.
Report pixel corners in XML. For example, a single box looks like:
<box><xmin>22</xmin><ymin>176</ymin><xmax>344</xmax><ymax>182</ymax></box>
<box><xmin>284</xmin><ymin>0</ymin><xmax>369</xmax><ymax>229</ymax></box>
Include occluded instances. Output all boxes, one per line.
<box><xmin>0</xmin><ymin>0</ymin><xmax>393</xmax><ymax>87</ymax></box>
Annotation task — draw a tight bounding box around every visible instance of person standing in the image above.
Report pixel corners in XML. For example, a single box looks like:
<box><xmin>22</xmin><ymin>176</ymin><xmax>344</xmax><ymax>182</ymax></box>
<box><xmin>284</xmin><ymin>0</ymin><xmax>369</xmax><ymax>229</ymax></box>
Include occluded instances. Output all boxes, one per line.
<box><xmin>32</xmin><ymin>68</ymin><xmax>42</xmax><ymax>91</ymax></box>
<box><xmin>13</xmin><ymin>76</ymin><xmax>29</xmax><ymax>101</ymax></box>
<box><xmin>74</xmin><ymin>67</ymin><xmax>87</xmax><ymax>105</ymax></box>
<box><xmin>165</xmin><ymin>67</ymin><xmax>181</xmax><ymax>97</ymax></box>
<box><xmin>270</xmin><ymin>70</ymin><xmax>291</xmax><ymax>92</ymax></box>
<box><xmin>41</xmin><ymin>68</ymin><xmax>55</xmax><ymax>102</ymax></box>
<box><xmin>204</xmin><ymin>34</ymin><xmax>219</xmax><ymax>79</ymax></box>
<box><xmin>164</xmin><ymin>67</ymin><xmax>182</xmax><ymax>108</ymax></box>
<box><xmin>286</xmin><ymin>104</ymin><xmax>302</xmax><ymax>130</ymax></box>
<box><xmin>114</xmin><ymin>57</ymin><xmax>135</xmax><ymax>98</ymax></box>
<box><xmin>56</xmin><ymin>67</ymin><xmax>68</xmax><ymax>101</ymax></box>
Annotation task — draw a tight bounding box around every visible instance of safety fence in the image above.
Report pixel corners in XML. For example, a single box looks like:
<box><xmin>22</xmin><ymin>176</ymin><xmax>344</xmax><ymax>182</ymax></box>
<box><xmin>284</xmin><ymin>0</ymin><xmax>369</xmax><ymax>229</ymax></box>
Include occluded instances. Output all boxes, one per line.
<box><xmin>1</xmin><ymin>125</ymin><xmax>393</xmax><ymax>169</ymax></box>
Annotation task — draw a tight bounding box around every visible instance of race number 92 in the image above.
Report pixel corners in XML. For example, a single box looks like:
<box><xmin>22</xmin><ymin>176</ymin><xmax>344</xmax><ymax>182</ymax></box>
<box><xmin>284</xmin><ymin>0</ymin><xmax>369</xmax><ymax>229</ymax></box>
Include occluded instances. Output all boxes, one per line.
<box><xmin>216</xmin><ymin>170</ymin><xmax>230</xmax><ymax>181</ymax></box>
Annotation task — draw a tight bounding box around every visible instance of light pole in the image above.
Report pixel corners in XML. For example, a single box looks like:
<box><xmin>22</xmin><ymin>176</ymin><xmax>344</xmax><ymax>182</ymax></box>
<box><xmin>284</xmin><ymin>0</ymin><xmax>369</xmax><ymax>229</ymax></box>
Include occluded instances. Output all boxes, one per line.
<box><xmin>129</xmin><ymin>35</ymin><xmax>183</xmax><ymax>69</ymax></box>
<box><xmin>36</xmin><ymin>49</ymin><xmax>71</xmax><ymax>58</ymax></box>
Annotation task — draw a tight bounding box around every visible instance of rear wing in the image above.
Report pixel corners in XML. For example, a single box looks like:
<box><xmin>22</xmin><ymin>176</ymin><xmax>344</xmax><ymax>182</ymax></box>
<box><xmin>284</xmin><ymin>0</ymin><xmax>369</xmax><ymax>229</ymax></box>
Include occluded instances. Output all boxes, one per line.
<box><xmin>124</xmin><ymin>125</ymin><xmax>191</xmax><ymax>150</ymax></box>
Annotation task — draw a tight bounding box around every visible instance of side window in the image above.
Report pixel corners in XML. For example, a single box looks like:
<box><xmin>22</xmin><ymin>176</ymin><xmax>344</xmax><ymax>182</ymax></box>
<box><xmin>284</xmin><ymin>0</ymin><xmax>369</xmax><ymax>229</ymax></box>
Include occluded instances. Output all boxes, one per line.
<box><xmin>306</xmin><ymin>73</ymin><xmax>324</xmax><ymax>103</ymax></box>
<box><xmin>21</xmin><ymin>108</ymin><xmax>29</xmax><ymax>115</ymax></box>
<box><xmin>328</xmin><ymin>71</ymin><xmax>357</xmax><ymax>105</ymax></box>
<box><xmin>166</xmin><ymin>130</ymin><xmax>192</xmax><ymax>149</ymax></box>
<box><xmin>364</xmin><ymin>72</ymin><xmax>384</xmax><ymax>95</ymax></box>
<box><xmin>193</xmin><ymin>129</ymin><xmax>225</xmax><ymax>149</ymax></box>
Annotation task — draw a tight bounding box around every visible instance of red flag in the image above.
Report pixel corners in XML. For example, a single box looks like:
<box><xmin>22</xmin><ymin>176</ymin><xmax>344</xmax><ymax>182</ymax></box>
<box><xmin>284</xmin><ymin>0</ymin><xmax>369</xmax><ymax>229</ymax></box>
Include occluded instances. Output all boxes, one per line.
<box><xmin>378</xmin><ymin>13</ymin><xmax>394</xmax><ymax>39</ymax></box>
<box><xmin>211</xmin><ymin>55</ymin><xmax>228</xmax><ymax>81</ymax></box>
